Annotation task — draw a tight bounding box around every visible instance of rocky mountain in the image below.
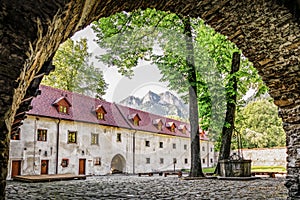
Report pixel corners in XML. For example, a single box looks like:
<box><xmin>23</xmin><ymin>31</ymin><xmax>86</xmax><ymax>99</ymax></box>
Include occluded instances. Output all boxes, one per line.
<box><xmin>119</xmin><ymin>91</ymin><xmax>189</xmax><ymax>119</ymax></box>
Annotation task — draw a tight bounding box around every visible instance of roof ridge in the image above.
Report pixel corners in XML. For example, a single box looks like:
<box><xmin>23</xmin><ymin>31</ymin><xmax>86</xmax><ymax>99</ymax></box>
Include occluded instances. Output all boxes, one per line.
<box><xmin>113</xmin><ymin>103</ymin><xmax>134</xmax><ymax>129</ymax></box>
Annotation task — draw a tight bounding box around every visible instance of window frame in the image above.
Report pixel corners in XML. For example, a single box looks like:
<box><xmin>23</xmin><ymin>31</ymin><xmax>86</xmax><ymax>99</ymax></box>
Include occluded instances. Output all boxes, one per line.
<box><xmin>68</xmin><ymin>131</ymin><xmax>77</xmax><ymax>144</ymax></box>
<box><xmin>184</xmin><ymin>158</ymin><xmax>188</xmax><ymax>164</ymax></box>
<box><xmin>146</xmin><ymin>158</ymin><xmax>150</xmax><ymax>164</ymax></box>
<box><xmin>11</xmin><ymin>128</ymin><xmax>21</xmax><ymax>140</ymax></box>
<box><xmin>184</xmin><ymin>144</ymin><xmax>187</xmax><ymax>150</ymax></box>
<box><xmin>97</xmin><ymin>112</ymin><xmax>104</xmax><ymax>120</ymax></box>
<box><xmin>37</xmin><ymin>129</ymin><xmax>47</xmax><ymax>142</ymax></box>
<box><xmin>159</xmin><ymin>142</ymin><xmax>163</xmax><ymax>148</ymax></box>
<box><xmin>172</xmin><ymin>143</ymin><xmax>176</xmax><ymax>149</ymax></box>
<box><xmin>94</xmin><ymin>157</ymin><xmax>101</xmax><ymax>166</ymax></box>
<box><xmin>145</xmin><ymin>140</ymin><xmax>150</xmax><ymax>147</ymax></box>
<box><xmin>91</xmin><ymin>133</ymin><xmax>99</xmax><ymax>145</ymax></box>
<box><xmin>59</xmin><ymin>105</ymin><xmax>68</xmax><ymax>114</ymax></box>
<box><xmin>116</xmin><ymin>133</ymin><xmax>122</xmax><ymax>142</ymax></box>
<box><xmin>160</xmin><ymin>158</ymin><xmax>164</xmax><ymax>164</ymax></box>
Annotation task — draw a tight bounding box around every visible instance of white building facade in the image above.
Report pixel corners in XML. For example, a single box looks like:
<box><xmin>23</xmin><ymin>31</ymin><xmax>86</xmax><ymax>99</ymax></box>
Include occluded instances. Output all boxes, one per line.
<box><xmin>8</xmin><ymin>85</ymin><xmax>214</xmax><ymax>179</ymax></box>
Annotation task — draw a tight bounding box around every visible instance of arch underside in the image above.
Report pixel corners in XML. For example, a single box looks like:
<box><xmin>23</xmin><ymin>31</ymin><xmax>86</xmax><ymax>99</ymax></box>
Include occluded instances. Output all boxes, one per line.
<box><xmin>111</xmin><ymin>154</ymin><xmax>126</xmax><ymax>173</ymax></box>
<box><xmin>0</xmin><ymin>0</ymin><xmax>299</xmax><ymax>199</ymax></box>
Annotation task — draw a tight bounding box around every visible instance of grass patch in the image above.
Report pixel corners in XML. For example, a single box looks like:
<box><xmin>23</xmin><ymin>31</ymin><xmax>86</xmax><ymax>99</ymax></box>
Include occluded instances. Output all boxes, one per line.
<box><xmin>202</xmin><ymin>167</ymin><xmax>216</xmax><ymax>173</ymax></box>
<box><xmin>251</xmin><ymin>166</ymin><xmax>286</xmax><ymax>172</ymax></box>
<box><xmin>183</xmin><ymin>166</ymin><xmax>286</xmax><ymax>174</ymax></box>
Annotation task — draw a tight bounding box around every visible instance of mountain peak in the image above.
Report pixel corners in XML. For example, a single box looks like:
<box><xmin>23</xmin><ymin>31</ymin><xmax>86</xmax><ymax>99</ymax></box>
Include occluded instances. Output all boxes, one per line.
<box><xmin>119</xmin><ymin>90</ymin><xmax>188</xmax><ymax>119</ymax></box>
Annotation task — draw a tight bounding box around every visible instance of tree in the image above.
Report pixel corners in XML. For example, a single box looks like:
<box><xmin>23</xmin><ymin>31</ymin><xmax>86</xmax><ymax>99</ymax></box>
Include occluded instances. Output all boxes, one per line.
<box><xmin>42</xmin><ymin>38</ymin><xmax>108</xmax><ymax>98</ymax></box>
<box><xmin>214</xmin><ymin>52</ymin><xmax>240</xmax><ymax>175</ymax></box>
<box><xmin>92</xmin><ymin>8</ymin><xmax>267</xmax><ymax>175</ymax></box>
<box><xmin>93</xmin><ymin>9</ymin><xmax>205</xmax><ymax>176</ymax></box>
<box><xmin>235</xmin><ymin>98</ymin><xmax>285</xmax><ymax>148</ymax></box>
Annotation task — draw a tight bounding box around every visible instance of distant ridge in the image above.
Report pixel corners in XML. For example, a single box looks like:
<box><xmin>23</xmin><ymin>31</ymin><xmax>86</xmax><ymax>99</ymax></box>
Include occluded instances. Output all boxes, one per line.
<box><xmin>119</xmin><ymin>91</ymin><xmax>188</xmax><ymax>119</ymax></box>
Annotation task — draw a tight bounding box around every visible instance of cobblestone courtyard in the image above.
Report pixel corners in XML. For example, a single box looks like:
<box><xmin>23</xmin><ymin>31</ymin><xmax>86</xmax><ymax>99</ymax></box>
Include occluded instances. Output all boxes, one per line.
<box><xmin>6</xmin><ymin>175</ymin><xmax>288</xmax><ymax>199</ymax></box>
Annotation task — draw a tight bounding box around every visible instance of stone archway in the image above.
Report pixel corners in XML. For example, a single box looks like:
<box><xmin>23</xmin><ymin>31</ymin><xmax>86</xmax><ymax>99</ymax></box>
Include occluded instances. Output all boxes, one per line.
<box><xmin>111</xmin><ymin>154</ymin><xmax>126</xmax><ymax>174</ymax></box>
<box><xmin>1</xmin><ymin>0</ymin><xmax>300</xmax><ymax>199</ymax></box>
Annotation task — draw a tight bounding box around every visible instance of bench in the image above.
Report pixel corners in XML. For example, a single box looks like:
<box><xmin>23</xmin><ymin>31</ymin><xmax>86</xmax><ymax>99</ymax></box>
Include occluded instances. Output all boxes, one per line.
<box><xmin>164</xmin><ymin>171</ymin><xmax>182</xmax><ymax>178</ymax></box>
<box><xmin>138</xmin><ymin>172</ymin><xmax>154</xmax><ymax>177</ymax></box>
<box><xmin>138</xmin><ymin>172</ymin><xmax>164</xmax><ymax>176</ymax></box>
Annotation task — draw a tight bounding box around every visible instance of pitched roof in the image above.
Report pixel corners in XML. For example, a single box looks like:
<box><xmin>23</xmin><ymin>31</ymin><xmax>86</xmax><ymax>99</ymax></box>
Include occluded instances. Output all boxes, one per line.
<box><xmin>28</xmin><ymin>85</ymin><xmax>209</xmax><ymax>140</ymax></box>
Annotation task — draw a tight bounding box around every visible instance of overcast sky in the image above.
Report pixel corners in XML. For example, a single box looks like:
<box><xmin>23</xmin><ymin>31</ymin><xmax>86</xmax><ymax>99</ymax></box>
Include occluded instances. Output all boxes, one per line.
<box><xmin>72</xmin><ymin>25</ymin><xmax>173</xmax><ymax>102</ymax></box>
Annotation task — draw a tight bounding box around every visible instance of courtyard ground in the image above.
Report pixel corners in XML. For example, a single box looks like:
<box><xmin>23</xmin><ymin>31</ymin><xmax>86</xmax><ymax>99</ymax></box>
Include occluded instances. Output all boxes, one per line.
<box><xmin>6</xmin><ymin>175</ymin><xmax>287</xmax><ymax>199</ymax></box>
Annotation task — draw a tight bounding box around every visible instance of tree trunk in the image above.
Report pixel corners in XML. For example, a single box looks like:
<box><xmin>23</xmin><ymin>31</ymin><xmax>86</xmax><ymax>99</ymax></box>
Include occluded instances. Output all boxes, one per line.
<box><xmin>214</xmin><ymin>52</ymin><xmax>240</xmax><ymax>175</ymax></box>
<box><xmin>183</xmin><ymin>17</ymin><xmax>204</xmax><ymax>177</ymax></box>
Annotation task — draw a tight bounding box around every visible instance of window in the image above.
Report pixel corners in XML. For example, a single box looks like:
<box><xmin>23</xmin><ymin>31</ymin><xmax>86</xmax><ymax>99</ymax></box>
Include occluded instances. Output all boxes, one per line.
<box><xmin>68</xmin><ymin>131</ymin><xmax>77</xmax><ymax>143</ymax></box>
<box><xmin>173</xmin><ymin>143</ymin><xmax>176</xmax><ymax>149</ymax></box>
<box><xmin>184</xmin><ymin>144</ymin><xmax>187</xmax><ymax>150</ymax></box>
<box><xmin>133</xmin><ymin>119</ymin><xmax>139</xmax><ymax>126</ymax></box>
<box><xmin>157</xmin><ymin>123</ymin><xmax>162</xmax><ymax>131</ymax></box>
<box><xmin>59</xmin><ymin>105</ymin><xmax>68</xmax><ymax>114</ymax></box>
<box><xmin>94</xmin><ymin>157</ymin><xmax>101</xmax><ymax>166</ymax></box>
<box><xmin>210</xmin><ymin>158</ymin><xmax>213</xmax><ymax>163</ymax></box>
<box><xmin>37</xmin><ymin>129</ymin><xmax>47</xmax><ymax>141</ymax></box>
<box><xmin>160</xmin><ymin>158</ymin><xmax>164</xmax><ymax>164</ymax></box>
<box><xmin>210</xmin><ymin>147</ymin><xmax>213</xmax><ymax>152</ymax></box>
<box><xmin>202</xmin><ymin>146</ymin><xmax>205</xmax><ymax>151</ymax></box>
<box><xmin>173</xmin><ymin>158</ymin><xmax>177</xmax><ymax>164</ymax></box>
<box><xmin>146</xmin><ymin>158</ymin><xmax>150</xmax><ymax>164</ymax></box>
<box><xmin>202</xmin><ymin>159</ymin><xmax>205</xmax><ymax>164</ymax></box>
<box><xmin>61</xmin><ymin>158</ymin><xmax>69</xmax><ymax>167</ymax></box>
<box><xmin>97</xmin><ymin>112</ymin><xmax>104</xmax><ymax>120</ymax></box>
<box><xmin>11</xmin><ymin>128</ymin><xmax>20</xmax><ymax>140</ymax></box>
<box><xmin>95</xmin><ymin>105</ymin><xmax>107</xmax><ymax>120</ymax></box>
<box><xmin>184</xmin><ymin>158</ymin><xmax>188</xmax><ymax>164</ymax></box>
<box><xmin>159</xmin><ymin>142</ymin><xmax>163</xmax><ymax>148</ymax></box>
<box><xmin>91</xmin><ymin>133</ymin><xmax>99</xmax><ymax>145</ymax></box>
<box><xmin>145</xmin><ymin>140</ymin><xmax>150</xmax><ymax>147</ymax></box>
<box><xmin>117</xmin><ymin>133</ymin><xmax>121</xmax><ymax>142</ymax></box>
<box><xmin>53</xmin><ymin>97</ymin><xmax>71</xmax><ymax>114</ymax></box>
<box><xmin>171</xmin><ymin>126</ymin><xmax>175</xmax><ymax>132</ymax></box>
<box><xmin>129</xmin><ymin>114</ymin><xmax>141</xmax><ymax>126</ymax></box>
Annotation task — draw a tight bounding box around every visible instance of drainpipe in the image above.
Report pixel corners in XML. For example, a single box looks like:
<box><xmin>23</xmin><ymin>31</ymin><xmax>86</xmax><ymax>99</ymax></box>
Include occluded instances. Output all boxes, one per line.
<box><xmin>133</xmin><ymin>130</ymin><xmax>136</xmax><ymax>174</ymax></box>
<box><xmin>55</xmin><ymin>118</ymin><xmax>61</xmax><ymax>174</ymax></box>
<box><xmin>33</xmin><ymin>117</ymin><xmax>39</xmax><ymax>174</ymax></box>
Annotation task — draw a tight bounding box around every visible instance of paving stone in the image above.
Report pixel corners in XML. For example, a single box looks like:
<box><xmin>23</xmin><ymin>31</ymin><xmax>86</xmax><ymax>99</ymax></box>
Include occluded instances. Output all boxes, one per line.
<box><xmin>5</xmin><ymin>175</ymin><xmax>287</xmax><ymax>199</ymax></box>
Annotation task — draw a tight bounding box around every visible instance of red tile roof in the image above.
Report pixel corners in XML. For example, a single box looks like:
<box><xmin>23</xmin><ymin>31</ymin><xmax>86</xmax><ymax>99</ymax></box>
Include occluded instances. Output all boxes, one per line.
<box><xmin>28</xmin><ymin>85</ymin><xmax>209</xmax><ymax>140</ymax></box>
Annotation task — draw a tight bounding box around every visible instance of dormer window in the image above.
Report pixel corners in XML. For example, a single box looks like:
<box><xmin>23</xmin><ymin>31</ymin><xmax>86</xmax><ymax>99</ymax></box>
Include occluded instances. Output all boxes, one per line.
<box><xmin>97</xmin><ymin>112</ymin><xmax>104</xmax><ymax>120</ymax></box>
<box><xmin>53</xmin><ymin>96</ymin><xmax>71</xmax><ymax>114</ymax></box>
<box><xmin>59</xmin><ymin>105</ymin><xmax>67</xmax><ymax>114</ymax></box>
<box><xmin>153</xmin><ymin>119</ymin><xmax>163</xmax><ymax>131</ymax></box>
<box><xmin>128</xmin><ymin>113</ymin><xmax>141</xmax><ymax>126</ymax></box>
<box><xmin>95</xmin><ymin>105</ymin><xmax>107</xmax><ymax>120</ymax></box>
<box><xmin>178</xmin><ymin>124</ymin><xmax>187</xmax><ymax>134</ymax></box>
<box><xmin>166</xmin><ymin>122</ymin><xmax>176</xmax><ymax>133</ymax></box>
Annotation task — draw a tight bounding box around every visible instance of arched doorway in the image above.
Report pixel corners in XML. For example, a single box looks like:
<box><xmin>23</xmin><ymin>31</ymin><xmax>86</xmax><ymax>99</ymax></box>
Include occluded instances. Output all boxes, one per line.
<box><xmin>110</xmin><ymin>154</ymin><xmax>126</xmax><ymax>174</ymax></box>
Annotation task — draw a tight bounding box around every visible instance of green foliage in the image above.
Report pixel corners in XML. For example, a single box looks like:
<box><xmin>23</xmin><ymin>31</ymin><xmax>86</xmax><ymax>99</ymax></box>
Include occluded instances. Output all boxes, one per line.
<box><xmin>92</xmin><ymin>9</ymin><xmax>267</xmax><ymax>148</ymax></box>
<box><xmin>42</xmin><ymin>38</ymin><xmax>108</xmax><ymax>98</ymax></box>
<box><xmin>235</xmin><ymin>99</ymin><xmax>285</xmax><ymax>148</ymax></box>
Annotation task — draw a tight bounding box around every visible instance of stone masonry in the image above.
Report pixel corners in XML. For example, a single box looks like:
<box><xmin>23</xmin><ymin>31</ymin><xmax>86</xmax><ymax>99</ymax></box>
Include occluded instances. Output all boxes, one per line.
<box><xmin>1</xmin><ymin>0</ymin><xmax>300</xmax><ymax>199</ymax></box>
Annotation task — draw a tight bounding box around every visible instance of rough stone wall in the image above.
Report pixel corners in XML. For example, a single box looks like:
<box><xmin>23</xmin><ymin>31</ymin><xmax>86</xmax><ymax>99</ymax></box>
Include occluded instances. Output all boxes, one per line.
<box><xmin>1</xmin><ymin>0</ymin><xmax>300</xmax><ymax>199</ymax></box>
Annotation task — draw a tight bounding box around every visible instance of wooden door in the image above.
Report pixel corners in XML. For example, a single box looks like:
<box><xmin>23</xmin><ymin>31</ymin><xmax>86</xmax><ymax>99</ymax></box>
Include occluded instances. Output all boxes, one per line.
<box><xmin>11</xmin><ymin>160</ymin><xmax>21</xmax><ymax>177</ymax></box>
<box><xmin>41</xmin><ymin>160</ymin><xmax>49</xmax><ymax>175</ymax></box>
<box><xmin>79</xmin><ymin>159</ymin><xmax>86</xmax><ymax>175</ymax></box>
